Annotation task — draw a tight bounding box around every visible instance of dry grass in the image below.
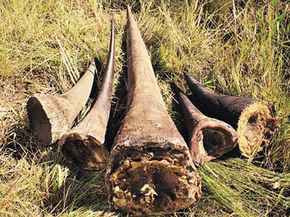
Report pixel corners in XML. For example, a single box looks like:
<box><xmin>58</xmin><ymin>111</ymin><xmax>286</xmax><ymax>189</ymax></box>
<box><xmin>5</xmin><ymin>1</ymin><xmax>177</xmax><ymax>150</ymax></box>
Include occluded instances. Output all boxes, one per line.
<box><xmin>0</xmin><ymin>0</ymin><xmax>289</xmax><ymax>216</ymax></box>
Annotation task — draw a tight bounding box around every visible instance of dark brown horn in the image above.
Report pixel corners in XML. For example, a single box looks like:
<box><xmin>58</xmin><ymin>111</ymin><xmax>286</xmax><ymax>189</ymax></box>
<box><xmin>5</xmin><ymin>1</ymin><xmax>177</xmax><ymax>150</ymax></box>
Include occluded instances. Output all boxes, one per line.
<box><xmin>58</xmin><ymin>20</ymin><xmax>115</xmax><ymax>170</ymax></box>
<box><xmin>184</xmin><ymin>72</ymin><xmax>277</xmax><ymax>157</ymax></box>
<box><xmin>27</xmin><ymin>59</ymin><xmax>96</xmax><ymax>145</ymax></box>
<box><xmin>106</xmin><ymin>6</ymin><xmax>201</xmax><ymax>215</ymax></box>
<box><xmin>174</xmin><ymin>83</ymin><xmax>238</xmax><ymax>165</ymax></box>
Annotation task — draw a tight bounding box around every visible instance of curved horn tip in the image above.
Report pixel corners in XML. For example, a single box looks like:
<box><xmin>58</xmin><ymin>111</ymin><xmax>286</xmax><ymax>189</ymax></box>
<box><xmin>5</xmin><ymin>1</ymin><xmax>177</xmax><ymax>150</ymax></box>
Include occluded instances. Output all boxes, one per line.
<box><xmin>127</xmin><ymin>5</ymin><xmax>132</xmax><ymax>16</ymax></box>
<box><xmin>183</xmin><ymin>71</ymin><xmax>191</xmax><ymax>79</ymax></box>
<box><xmin>183</xmin><ymin>71</ymin><xmax>189</xmax><ymax>76</ymax></box>
<box><xmin>110</xmin><ymin>16</ymin><xmax>115</xmax><ymax>26</ymax></box>
<box><xmin>171</xmin><ymin>82</ymin><xmax>183</xmax><ymax>94</ymax></box>
<box><xmin>170</xmin><ymin>82</ymin><xmax>177</xmax><ymax>90</ymax></box>
<box><xmin>110</xmin><ymin>19</ymin><xmax>115</xmax><ymax>39</ymax></box>
<box><xmin>183</xmin><ymin>72</ymin><xmax>200</xmax><ymax>84</ymax></box>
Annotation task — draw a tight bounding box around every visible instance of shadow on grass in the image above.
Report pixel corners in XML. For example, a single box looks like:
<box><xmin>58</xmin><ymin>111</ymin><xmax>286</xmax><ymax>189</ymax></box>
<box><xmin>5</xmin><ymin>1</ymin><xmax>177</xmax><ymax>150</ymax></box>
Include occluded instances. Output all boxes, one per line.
<box><xmin>41</xmin><ymin>151</ymin><xmax>112</xmax><ymax>214</ymax></box>
<box><xmin>169</xmin><ymin>82</ymin><xmax>189</xmax><ymax>142</ymax></box>
<box><xmin>2</xmin><ymin>119</ymin><xmax>43</xmax><ymax>160</ymax></box>
<box><xmin>1</xmin><ymin>121</ymin><xmax>111</xmax><ymax>214</ymax></box>
<box><xmin>0</xmin><ymin>63</ymin><xmax>118</xmax><ymax>216</ymax></box>
<box><xmin>36</xmin><ymin>29</ymin><xmax>132</xmax><ymax>214</ymax></box>
<box><xmin>0</xmin><ymin>20</ymin><xmax>131</xmax><ymax>215</ymax></box>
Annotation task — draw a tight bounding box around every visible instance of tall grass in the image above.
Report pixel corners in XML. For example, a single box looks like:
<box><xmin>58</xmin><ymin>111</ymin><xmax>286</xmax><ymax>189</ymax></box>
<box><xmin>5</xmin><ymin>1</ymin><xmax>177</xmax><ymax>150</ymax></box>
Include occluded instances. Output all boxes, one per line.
<box><xmin>0</xmin><ymin>0</ymin><xmax>289</xmax><ymax>216</ymax></box>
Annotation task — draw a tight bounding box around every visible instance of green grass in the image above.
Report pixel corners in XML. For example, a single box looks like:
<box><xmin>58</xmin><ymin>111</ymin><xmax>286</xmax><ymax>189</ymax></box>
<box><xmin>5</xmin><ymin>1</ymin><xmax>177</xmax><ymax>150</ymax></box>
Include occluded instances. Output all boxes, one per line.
<box><xmin>0</xmin><ymin>0</ymin><xmax>289</xmax><ymax>216</ymax></box>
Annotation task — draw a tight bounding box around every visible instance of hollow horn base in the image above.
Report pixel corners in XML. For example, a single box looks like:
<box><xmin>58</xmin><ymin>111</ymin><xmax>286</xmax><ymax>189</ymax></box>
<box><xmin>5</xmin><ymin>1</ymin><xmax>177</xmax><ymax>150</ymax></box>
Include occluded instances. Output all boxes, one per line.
<box><xmin>107</xmin><ymin>139</ymin><xmax>202</xmax><ymax>215</ymax></box>
<box><xmin>237</xmin><ymin>102</ymin><xmax>277</xmax><ymax>157</ymax></box>
<box><xmin>27</xmin><ymin>94</ymin><xmax>77</xmax><ymax>145</ymax></box>
<box><xmin>59</xmin><ymin>133</ymin><xmax>108</xmax><ymax>170</ymax></box>
<box><xmin>189</xmin><ymin>118</ymin><xmax>238</xmax><ymax>165</ymax></box>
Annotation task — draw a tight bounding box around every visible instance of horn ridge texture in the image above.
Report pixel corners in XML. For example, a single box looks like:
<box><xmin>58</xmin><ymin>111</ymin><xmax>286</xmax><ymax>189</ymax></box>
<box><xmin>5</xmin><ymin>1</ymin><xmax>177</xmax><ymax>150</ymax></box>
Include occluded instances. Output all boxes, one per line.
<box><xmin>183</xmin><ymin>72</ymin><xmax>277</xmax><ymax>158</ymax></box>
<box><xmin>106</xmin><ymin>6</ymin><xmax>201</xmax><ymax>215</ymax></box>
<box><xmin>58</xmin><ymin>20</ymin><xmax>115</xmax><ymax>170</ymax></box>
<box><xmin>174</xmin><ymin>83</ymin><xmax>238</xmax><ymax>165</ymax></box>
<box><xmin>27</xmin><ymin>60</ymin><xmax>96</xmax><ymax>145</ymax></box>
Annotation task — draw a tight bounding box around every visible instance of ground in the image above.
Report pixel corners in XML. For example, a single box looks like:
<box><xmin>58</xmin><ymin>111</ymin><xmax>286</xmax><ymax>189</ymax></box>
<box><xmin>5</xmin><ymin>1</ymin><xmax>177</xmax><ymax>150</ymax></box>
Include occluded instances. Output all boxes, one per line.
<box><xmin>0</xmin><ymin>0</ymin><xmax>289</xmax><ymax>216</ymax></box>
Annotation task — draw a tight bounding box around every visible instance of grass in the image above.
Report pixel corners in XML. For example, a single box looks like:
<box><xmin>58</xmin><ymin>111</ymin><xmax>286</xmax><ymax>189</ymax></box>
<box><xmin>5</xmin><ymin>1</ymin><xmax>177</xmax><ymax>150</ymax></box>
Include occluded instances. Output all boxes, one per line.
<box><xmin>0</xmin><ymin>0</ymin><xmax>289</xmax><ymax>216</ymax></box>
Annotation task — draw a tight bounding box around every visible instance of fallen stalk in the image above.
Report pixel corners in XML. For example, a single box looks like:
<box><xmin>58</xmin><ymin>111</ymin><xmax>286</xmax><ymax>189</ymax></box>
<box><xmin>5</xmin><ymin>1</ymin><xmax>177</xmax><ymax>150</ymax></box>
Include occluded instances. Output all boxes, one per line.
<box><xmin>58</xmin><ymin>20</ymin><xmax>115</xmax><ymax>170</ymax></box>
<box><xmin>174</xmin><ymin>84</ymin><xmax>238</xmax><ymax>165</ymax></box>
<box><xmin>27</xmin><ymin>59</ymin><xmax>96</xmax><ymax>145</ymax></box>
<box><xmin>184</xmin><ymin>72</ymin><xmax>277</xmax><ymax>157</ymax></box>
<box><xmin>106</xmin><ymin>7</ymin><xmax>201</xmax><ymax>215</ymax></box>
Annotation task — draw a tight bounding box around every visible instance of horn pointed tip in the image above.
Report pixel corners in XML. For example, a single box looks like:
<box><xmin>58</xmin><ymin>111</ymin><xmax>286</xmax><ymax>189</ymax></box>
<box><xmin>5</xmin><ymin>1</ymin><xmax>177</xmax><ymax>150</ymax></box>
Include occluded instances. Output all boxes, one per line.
<box><xmin>183</xmin><ymin>71</ymin><xmax>189</xmax><ymax>78</ymax></box>
<box><xmin>183</xmin><ymin>72</ymin><xmax>200</xmax><ymax>84</ymax></box>
<box><xmin>170</xmin><ymin>81</ymin><xmax>177</xmax><ymax>89</ymax></box>
<box><xmin>171</xmin><ymin>82</ymin><xmax>182</xmax><ymax>94</ymax></box>
<box><xmin>127</xmin><ymin>5</ymin><xmax>132</xmax><ymax>15</ymax></box>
